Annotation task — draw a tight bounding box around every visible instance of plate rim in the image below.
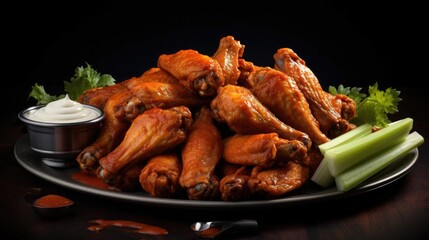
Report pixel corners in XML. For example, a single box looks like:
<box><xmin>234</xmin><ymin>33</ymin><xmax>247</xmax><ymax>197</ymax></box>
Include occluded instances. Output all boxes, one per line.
<box><xmin>14</xmin><ymin>134</ymin><xmax>418</xmax><ymax>209</ymax></box>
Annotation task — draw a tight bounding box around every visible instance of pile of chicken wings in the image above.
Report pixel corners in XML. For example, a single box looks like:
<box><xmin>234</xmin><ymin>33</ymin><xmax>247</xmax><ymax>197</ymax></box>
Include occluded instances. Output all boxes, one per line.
<box><xmin>76</xmin><ymin>36</ymin><xmax>357</xmax><ymax>201</ymax></box>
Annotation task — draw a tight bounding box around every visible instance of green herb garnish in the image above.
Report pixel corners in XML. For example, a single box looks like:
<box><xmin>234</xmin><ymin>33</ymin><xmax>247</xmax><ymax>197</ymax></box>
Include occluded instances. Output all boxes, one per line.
<box><xmin>29</xmin><ymin>63</ymin><xmax>116</xmax><ymax>105</ymax></box>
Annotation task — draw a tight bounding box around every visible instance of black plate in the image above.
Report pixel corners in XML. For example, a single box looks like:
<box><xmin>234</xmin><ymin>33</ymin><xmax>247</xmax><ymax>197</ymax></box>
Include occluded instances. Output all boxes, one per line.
<box><xmin>14</xmin><ymin>134</ymin><xmax>418</xmax><ymax>209</ymax></box>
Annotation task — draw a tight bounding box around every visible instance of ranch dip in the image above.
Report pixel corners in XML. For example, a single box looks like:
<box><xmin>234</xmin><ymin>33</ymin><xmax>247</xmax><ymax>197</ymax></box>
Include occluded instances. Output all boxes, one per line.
<box><xmin>27</xmin><ymin>94</ymin><xmax>100</xmax><ymax>123</ymax></box>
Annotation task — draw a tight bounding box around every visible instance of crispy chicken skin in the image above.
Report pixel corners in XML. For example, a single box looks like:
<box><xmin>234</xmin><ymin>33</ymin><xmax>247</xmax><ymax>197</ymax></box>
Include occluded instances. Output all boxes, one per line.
<box><xmin>76</xmin><ymin>82</ymin><xmax>207</xmax><ymax>174</ymax></box>
<box><xmin>219</xmin><ymin>165</ymin><xmax>253</xmax><ymax>201</ymax></box>
<box><xmin>75</xmin><ymin>36</ymin><xmax>361</xmax><ymax>200</ymax></box>
<box><xmin>126</xmin><ymin>67</ymin><xmax>180</xmax><ymax>89</ymax></box>
<box><xmin>326</xmin><ymin>92</ymin><xmax>357</xmax><ymax>121</ymax></box>
<box><xmin>78</xmin><ymin>67</ymin><xmax>179</xmax><ymax>110</ymax></box>
<box><xmin>76</xmin><ymin>89</ymin><xmax>133</xmax><ymax>174</ymax></box>
<box><xmin>97</xmin><ymin>106</ymin><xmax>192</xmax><ymax>186</ymax></box>
<box><xmin>78</xmin><ymin>81</ymin><xmax>129</xmax><ymax>109</ymax></box>
<box><xmin>210</xmin><ymin>84</ymin><xmax>311</xmax><ymax>149</ymax></box>
<box><xmin>112</xmin><ymin>160</ymin><xmax>147</xmax><ymax>191</ymax></box>
<box><xmin>307</xmin><ymin>145</ymin><xmax>324</xmax><ymax>174</ymax></box>
<box><xmin>157</xmin><ymin>49</ymin><xmax>225</xmax><ymax>97</ymax></box>
<box><xmin>248</xmin><ymin>161</ymin><xmax>310</xmax><ymax>198</ymax></box>
<box><xmin>126</xmin><ymin>81</ymin><xmax>210</xmax><ymax>119</ymax></box>
<box><xmin>179</xmin><ymin>106</ymin><xmax>223</xmax><ymax>200</ymax></box>
<box><xmin>273</xmin><ymin>48</ymin><xmax>355</xmax><ymax>138</ymax></box>
<box><xmin>223</xmin><ymin>133</ymin><xmax>308</xmax><ymax>168</ymax></box>
<box><xmin>212</xmin><ymin>35</ymin><xmax>245</xmax><ymax>85</ymax></box>
<box><xmin>245</xmin><ymin>66</ymin><xmax>330</xmax><ymax>146</ymax></box>
<box><xmin>139</xmin><ymin>154</ymin><xmax>182</xmax><ymax>198</ymax></box>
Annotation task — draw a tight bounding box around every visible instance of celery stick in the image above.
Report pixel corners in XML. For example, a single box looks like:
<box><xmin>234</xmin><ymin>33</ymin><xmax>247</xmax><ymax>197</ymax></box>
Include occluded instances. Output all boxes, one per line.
<box><xmin>335</xmin><ymin>131</ymin><xmax>424</xmax><ymax>191</ymax></box>
<box><xmin>319</xmin><ymin>123</ymin><xmax>372</xmax><ymax>155</ymax></box>
<box><xmin>311</xmin><ymin>124</ymin><xmax>372</xmax><ymax>187</ymax></box>
<box><xmin>325</xmin><ymin>117</ymin><xmax>413</xmax><ymax>176</ymax></box>
<box><xmin>311</xmin><ymin>157</ymin><xmax>334</xmax><ymax>187</ymax></box>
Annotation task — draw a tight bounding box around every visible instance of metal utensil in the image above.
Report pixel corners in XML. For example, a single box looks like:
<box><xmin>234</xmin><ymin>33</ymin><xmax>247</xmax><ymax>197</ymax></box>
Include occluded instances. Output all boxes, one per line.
<box><xmin>191</xmin><ymin>219</ymin><xmax>258</xmax><ymax>239</ymax></box>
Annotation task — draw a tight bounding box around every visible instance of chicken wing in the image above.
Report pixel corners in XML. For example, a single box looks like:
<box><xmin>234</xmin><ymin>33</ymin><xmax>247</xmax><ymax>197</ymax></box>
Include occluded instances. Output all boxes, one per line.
<box><xmin>212</xmin><ymin>35</ymin><xmax>245</xmax><ymax>85</ymax></box>
<box><xmin>97</xmin><ymin>106</ymin><xmax>192</xmax><ymax>186</ymax></box>
<box><xmin>245</xmin><ymin>66</ymin><xmax>330</xmax><ymax>146</ymax></box>
<box><xmin>326</xmin><ymin>92</ymin><xmax>357</xmax><ymax>121</ymax></box>
<box><xmin>78</xmin><ymin>67</ymin><xmax>179</xmax><ymax>110</ymax></box>
<box><xmin>219</xmin><ymin>165</ymin><xmax>253</xmax><ymax>201</ymax></box>
<box><xmin>77</xmin><ymin>81</ymin><xmax>207</xmax><ymax>174</ymax></box>
<box><xmin>112</xmin><ymin>160</ymin><xmax>147</xmax><ymax>191</ymax></box>
<box><xmin>157</xmin><ymin>49</ymin><xmax>225</xmax><ymax>97</ymax></box>
<box><xmin>76</xmin><ymin>89</ymin><xmax>133</xmax><ymax>174</ymax></box>
<box><xmin>248</xmin><ymin>161</ymin><xmax>310</xmax><ymax>198</ymax></box>
<box><xmin>223</xmin><ymin>133</ymin><xmax>308</xmax><ymax>168</ymax></box>
<box><xmin>125</xmin><ymin>67</ymin><xmax>180</xmax><ymax>89</ymax></box>
<box><xmin>179</xmin><ymin>106</ymin><xmax>223</xmax><ymax>200</ymax></box>
<box><xmin>77</xmin><ymin>80</ymin><xmax>129</xmax><ymax>109</ymax></box>
<box><xmin>273</xmin><ymin>48</ymin><xmax>355</xmax><ymax>138</ymax></box>
<box><xmin>139</xmin><ymin>153</ymin><xmax>182</xmax><ymax>198</ymax></box>
<box><xmin>125</xmin><ymin>81</ymin><xmax>210</xmax><ymax>120</ymax></box>
<box><xmin>307</xmin><ymin>145</ymin><xmax>324</xmax><ymax>174</ymax></box>
<box><xmin>210</xmin><ymin>84</ymin><xmax>311</xmax><ymax>149</ymax></box>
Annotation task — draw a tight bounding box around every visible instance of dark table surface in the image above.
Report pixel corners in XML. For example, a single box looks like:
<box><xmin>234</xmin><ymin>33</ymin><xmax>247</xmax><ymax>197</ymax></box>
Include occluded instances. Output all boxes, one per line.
<box><xmin>2</xmin><ymin>2</ymin><xmax>428</xmax><ymax>239</ymax></box>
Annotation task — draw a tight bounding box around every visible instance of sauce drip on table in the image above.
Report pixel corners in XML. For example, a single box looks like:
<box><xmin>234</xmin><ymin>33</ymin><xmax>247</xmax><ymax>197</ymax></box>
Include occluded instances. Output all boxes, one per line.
<box><xmin>87</xmin><ymin>219</ymin><xmax>168</xmax><ymax>235</ymax></box>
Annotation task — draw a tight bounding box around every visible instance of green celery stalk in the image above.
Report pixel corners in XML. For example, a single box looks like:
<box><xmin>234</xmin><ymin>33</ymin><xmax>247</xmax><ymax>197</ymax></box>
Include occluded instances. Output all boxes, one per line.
<box><xmin>319</xmin><ymin>123</ymin><xmax>372</xmax><ymax>155</ymax></box>
<box><xmin>311</xmin><ymin>158</ymin><xmax>334</xmax><ymax>187</ymax></box>
<box><xmin>325</xmin><ymin>117</ymin><xmax>413</xmax><ymax>176</ymax></box>
<box><xmin>335</xmin><ymin>131</ymin><xmax>424</xmax><ymax>191</ymax></box>
<box><xmin>311</xmin><ymin>123</ymin><xmax>372</xmax><ymax>187</ymax></box>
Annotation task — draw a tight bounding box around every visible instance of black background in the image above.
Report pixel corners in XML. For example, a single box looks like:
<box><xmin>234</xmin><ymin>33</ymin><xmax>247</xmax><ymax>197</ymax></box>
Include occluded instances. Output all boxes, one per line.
<box><xmin>4</xmin><ymin>1</ymin><xmax>426</xmax><ymax>116</ymax></box>
<box><xmin>1</xmin><ymin>2</ymin><xmax>428</xmax><ymax>239</ymax></box>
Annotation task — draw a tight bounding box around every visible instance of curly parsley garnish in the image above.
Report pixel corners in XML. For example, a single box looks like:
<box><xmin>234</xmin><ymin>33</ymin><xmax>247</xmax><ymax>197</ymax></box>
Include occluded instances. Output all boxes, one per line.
<box><xmin>29</xmin><ymin>63</ymin><xmax>116</xmax><ymax>104</ymax></box>
<box><xmin>329</xmin><ymin>83</ymin><xmax>402</xmax><ymax>128</ymax></box>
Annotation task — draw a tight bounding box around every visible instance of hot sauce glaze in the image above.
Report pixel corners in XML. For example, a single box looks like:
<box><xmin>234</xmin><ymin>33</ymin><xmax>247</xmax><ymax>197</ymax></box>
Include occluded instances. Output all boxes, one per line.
<box><xmin>88</xmin><ymin>219</ymin><xmax>168</xmax><ymax>235</ymax></box>
<box><xmin>71</xmin><ymin>172</ymin><xmax>114</xmax><ymax>190</ymax></box>
<box><xmin>34</xmin><ymin>194</ymin><xmax>73</xmax><ymax>208</ymax></box>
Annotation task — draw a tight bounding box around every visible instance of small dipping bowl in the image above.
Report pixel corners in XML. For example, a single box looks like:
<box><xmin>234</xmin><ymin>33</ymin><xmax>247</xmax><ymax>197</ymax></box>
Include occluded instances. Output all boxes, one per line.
<box><xmin>33</xmin><ymin>194</ymin><xmax>75</xmax><ymax>218</ymax></box>
<box><xmin>18</xmin><ymin>101</ymin><xmax>104</xmax><ymax>168</ymax></box>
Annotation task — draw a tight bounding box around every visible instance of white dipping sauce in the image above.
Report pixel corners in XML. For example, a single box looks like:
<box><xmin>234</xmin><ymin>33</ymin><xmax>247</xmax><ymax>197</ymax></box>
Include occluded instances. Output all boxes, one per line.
<box><xmin>27</xmin><ymin>94</ymin><xmax>100</xmax><ymax>123</ymax></box>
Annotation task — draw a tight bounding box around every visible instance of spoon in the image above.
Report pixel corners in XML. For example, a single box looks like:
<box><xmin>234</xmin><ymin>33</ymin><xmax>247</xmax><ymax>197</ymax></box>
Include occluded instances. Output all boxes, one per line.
<box><xmin>191</xmin><ymin>219</ymin><xmax>258</xmax><ymax>239</ymax></box>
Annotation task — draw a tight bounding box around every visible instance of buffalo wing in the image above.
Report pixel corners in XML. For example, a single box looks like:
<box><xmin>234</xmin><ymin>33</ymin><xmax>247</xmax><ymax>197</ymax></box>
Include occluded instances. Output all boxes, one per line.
<box><xmin>212</xmin><ymin>35</ymin><xmax>245</xmax><ymax>85</ymax></box>
<box><xmin>127</xmin><ymin>81</ymin><xmax>210</xmax><ymax>119</ymax></box>
<box><xmin>76</xmin><ymin>89</ymin><xmax>133</xmax><ymax>174</ymax></box>
<box><xmin>76</xmin><ymin>81</ymin><xmax>206</xmax><ymax>174</ymax></box>
<box><xmin>139</xmin><ymin>154</ymin><xmax>182</xmax><ymax>198</ymax></box>
<box><xmin>77</xmin><ymin>81</ymin><xmax>129</xmax><ymax>109</ymax></box>
<box><xmin>273</xmin><ymin>48</ymin><xmax>355</xmax><ymax>138</ymax></box>
<box><xmin>157</xmin><ymin>49</ymin><xmax>225</xmax><ymax>97</ymax></box>
<box><xmin>97</xmin><ymin>106</ymin><xmax>192</xmax><ymax>186</ymax></box>
<box><xmin>248</xmin><ymin>161</ymin><xmax>310</xmax><ymax>198</ymax></box>
<box><xmin>223</xmin><ymin>133</ymin><xmax>308</xmax><ymax>168</ymax></box>
<box><xmin>78</xmin><ymin>67</ymin><xmax>179</xmax><ymax>110</ymax></box>
<box><xmin>245</xmin><ymin>66</ymin><xmax>329</xmax><ymax>146</ymax></box>
<box><xmin>219</xmin><ymin>164</ymin><xmax>253</xmax><ymax>201</ymax></box>
<box><xmin>179</xmin><ymin>106</ymin><xmax>223</xmax><ymax>200</ymax></box>
<box><xmin>210</xmin><ymin>84</ymin><xmax>311</xmax><ymax>149</ymax></box>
